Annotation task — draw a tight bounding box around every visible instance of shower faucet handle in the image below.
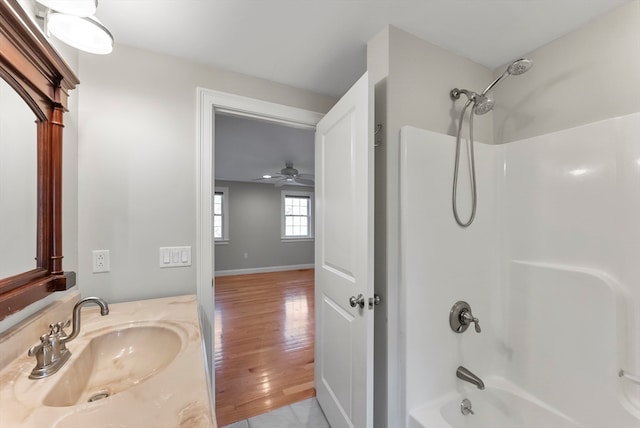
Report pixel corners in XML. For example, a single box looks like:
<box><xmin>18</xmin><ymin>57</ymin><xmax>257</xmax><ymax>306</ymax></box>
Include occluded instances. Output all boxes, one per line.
<box><xmin>461</xmin><ymin>310</ymin><xmax>481</xmax><ymax>333</ymax></box>
<box><xmin>450</xmin><ymin>301</ymin><xmax>481</xmax><ymax>334</ymax></box>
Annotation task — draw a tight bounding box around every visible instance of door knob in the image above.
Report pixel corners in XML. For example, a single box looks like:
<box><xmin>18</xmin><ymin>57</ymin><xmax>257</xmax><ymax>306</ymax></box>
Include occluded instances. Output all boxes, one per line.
<box><xmin>349</xmin><ymin>294</ymin><xmax>365</xmax><ymax>309</ymax></box>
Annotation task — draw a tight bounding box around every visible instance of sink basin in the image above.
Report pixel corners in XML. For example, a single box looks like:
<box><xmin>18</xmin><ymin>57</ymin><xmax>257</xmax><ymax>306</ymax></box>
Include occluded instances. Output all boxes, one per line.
<box><xmin>43</xmin><ymin>325</ymin><xmax>182</xmax><ymax>407</ymax></box>
<box><xmin>2</xmin><ymin>295</ymin><xmax>214</xmax><ymax>428</ymax></box>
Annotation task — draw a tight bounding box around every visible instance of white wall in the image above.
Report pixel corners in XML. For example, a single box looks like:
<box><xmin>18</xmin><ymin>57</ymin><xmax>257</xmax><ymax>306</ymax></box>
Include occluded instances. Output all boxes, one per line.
<box><xmin>400</xmin><ymin>128</ymin><xmax>500</xmax><ymax>417</ymax></box>
<box><xmin>501</xmin><ymin>116</ymin><xmax>640</xmax><ymax>424</ymax></box>
<box><xmin>401</xmin><ymin>114</ymin><xmax>640</xmax><ymax>427</ymax></box>
<box><xmin>214</xmin><ymin>180</ymin><xmax>314</xmax><ymax>273</ymax></box>
<box><xmin>77</xmin><ymin>44</ymin><xmax>335</xmax><ymax>303</ymax></box>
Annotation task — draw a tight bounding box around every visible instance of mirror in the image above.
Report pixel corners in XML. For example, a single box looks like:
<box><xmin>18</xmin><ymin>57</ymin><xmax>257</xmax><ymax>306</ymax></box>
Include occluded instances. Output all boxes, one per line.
<box><xmin>0</xmin><ymin>0</ymin><xmax>79</xmax><ymax>320</ymax></box>
<box><xmin>0</xmin><ymin>77</ymin><xmax>38</xmax><ymax>278</ymax></box>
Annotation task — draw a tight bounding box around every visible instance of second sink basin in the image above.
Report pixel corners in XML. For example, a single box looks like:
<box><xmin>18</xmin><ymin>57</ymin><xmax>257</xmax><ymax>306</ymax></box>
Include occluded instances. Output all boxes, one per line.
<box><xmin>43</xmin><ymin>324</ymin><xmax>182</xmax><ymax>407</ymax></box>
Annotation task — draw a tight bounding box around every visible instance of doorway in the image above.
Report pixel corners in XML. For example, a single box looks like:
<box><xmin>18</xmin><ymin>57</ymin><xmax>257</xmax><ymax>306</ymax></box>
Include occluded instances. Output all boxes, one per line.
<box><xmin>195</xmin><ymin>88</ymin><xmax>324</xmax><ymax>425</ymax></box>
<box><xmin>213</xmin><ymin>113</ymin><xmax>315</xmax><ymax>275</ymax></box>
<box><xmin>213</xmin><ymin>113</ymin><xmax>316</xmax><ymax>425</ymax></box>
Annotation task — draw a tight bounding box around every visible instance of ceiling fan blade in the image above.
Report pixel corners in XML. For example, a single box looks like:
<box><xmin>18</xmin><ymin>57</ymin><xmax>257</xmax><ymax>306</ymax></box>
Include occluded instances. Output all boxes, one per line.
<box><xmin>294</xmin><ymin>177</ymin><xmax>314</xmax><ymax>186</ymax></box>
<box><xmin>274</xmin><ymin>178</ymin><xmax>289</xmax><ymax>187</ymax></box>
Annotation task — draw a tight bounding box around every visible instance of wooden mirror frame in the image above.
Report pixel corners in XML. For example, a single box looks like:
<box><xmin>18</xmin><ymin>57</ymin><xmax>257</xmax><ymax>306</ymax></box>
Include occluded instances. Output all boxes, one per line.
<box><xmin>0</xmin><ymin>0</ymin><xmax>79</xmax><ymax>320</ymax></box>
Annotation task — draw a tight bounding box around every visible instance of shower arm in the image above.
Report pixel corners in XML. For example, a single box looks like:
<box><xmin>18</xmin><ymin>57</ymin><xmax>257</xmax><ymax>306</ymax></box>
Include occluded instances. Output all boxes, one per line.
<box><xmin>450</xmin><ymin>88</ymin><xmax>479</xmax><ymax>102</ymax></box>
<box><xmin>480</xmin><ymin>69</ymin><xmax>509</xmax><ymax>96</ymax></box>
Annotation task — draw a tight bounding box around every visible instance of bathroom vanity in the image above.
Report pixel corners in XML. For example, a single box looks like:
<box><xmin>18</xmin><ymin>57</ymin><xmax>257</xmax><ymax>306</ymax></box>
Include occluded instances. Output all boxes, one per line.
<box><xmin>0</xmin><ymin>293</ymin><xmax>216</xmax><ymax>428</ymax></box>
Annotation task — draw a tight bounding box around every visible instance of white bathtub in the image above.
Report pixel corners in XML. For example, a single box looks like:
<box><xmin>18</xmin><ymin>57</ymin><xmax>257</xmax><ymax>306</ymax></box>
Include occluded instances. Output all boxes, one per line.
<box><xmin>408</xmin><ymin>377</ymin><xmax>583</xmax><ymax>428</ymax></box>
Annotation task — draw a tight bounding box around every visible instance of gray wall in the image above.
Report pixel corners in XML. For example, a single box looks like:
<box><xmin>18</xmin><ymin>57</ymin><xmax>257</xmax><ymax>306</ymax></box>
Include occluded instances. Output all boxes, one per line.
<box><xmin>215</xmin><ymin>180</ymin><xmax>314</xmax><ymax>273</ymax></box>
<box><xmin>493</xmin><ymin>0</ymin><xmax>640</xmax><ymax>144</ymax></box>
<box><xmin>76</xmin><ymin>44</ymin><xmax>334</xmax><ymax>303</ymax></box>
<box><xmin>367</xmin><ymin>25</ymin><xmax>495</xmax><ymax>428</ymax></box>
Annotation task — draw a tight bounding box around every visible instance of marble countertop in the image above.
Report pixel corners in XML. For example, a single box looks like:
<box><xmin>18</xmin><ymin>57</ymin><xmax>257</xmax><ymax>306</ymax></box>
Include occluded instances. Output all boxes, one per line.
<box><xmin>0</xmin><ymin>294</ymin><xmax>215</xmax><ymax>428</ymax></box>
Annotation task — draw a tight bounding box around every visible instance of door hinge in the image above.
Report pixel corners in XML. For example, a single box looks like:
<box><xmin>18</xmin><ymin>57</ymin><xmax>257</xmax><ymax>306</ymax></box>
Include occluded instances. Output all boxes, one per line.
<box><xmin>374</xmin><ymin>124</ymin><xmax>383</xmax><ymax>147</ymax></box>
<box><xmin>368</xmin><ymin>294</ymin><xmax>381</xmax><ymax>310</ymax></box>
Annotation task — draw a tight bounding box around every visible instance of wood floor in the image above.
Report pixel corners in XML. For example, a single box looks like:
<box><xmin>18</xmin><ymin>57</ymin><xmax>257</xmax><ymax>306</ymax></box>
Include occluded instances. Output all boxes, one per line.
<box><xmin>214</xmin><ymin>269</ymin><xmax>316</xmax><ymax>427</ymax></box>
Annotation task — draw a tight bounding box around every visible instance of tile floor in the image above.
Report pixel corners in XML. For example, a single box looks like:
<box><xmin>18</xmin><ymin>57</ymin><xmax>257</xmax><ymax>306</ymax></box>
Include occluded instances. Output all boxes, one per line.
<box><xmin>222</xmin><ymin>397</ymin><xmax>330</xmax><ymax>428</ymax></box>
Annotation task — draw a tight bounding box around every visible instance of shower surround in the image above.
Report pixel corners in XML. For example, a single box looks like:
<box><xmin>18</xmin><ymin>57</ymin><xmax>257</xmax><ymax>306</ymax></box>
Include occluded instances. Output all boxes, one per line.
<box><xmin>400</xmin><ymin>113</ymin><xmax>640</xmax><ymax>427</ymax></box>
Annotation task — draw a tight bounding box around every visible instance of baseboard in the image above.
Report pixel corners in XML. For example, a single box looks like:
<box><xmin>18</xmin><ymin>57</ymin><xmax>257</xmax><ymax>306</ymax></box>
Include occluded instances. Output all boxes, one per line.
<box><xmin>214</xmin><ymin>263</ymin><xmax>314</xmax><ymax>277</ymax></box>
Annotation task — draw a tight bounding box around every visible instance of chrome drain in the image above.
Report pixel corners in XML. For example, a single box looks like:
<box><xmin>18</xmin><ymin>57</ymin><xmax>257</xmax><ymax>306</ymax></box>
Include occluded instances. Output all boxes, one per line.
<box><xmin>88</xmin><ymin>391</ymin><xmax>110</xmax><ymax>402</ymax></box>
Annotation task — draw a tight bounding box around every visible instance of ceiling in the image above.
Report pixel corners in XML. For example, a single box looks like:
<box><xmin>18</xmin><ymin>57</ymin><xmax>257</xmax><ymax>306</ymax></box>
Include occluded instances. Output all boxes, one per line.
<box><xmin>95</xmin><ymin>0</ymin><xmax>631</xmax><ymax>183</ymax></box>
<box><xmin>214</xmin><ymin>114</ymin><xmax>315</xmax><ymax>184</ymax></box>
<box><xmin>96</xmin><ymin>0</ymin><xmax>631</xmax><ymax>98</ymax></box>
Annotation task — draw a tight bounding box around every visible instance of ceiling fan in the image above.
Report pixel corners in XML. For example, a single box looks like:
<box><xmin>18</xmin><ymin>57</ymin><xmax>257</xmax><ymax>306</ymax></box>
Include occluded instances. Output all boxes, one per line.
<box><xmin>255</xmin><ymin>162</ymin><xmax>314</xmax><ymax>187</ymax></box>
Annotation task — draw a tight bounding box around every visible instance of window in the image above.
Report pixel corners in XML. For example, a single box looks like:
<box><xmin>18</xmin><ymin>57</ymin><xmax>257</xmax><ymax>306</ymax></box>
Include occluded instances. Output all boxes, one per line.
<box><xmin>281</xmin><ymin>191</ymin><xmax>313</xmax><ymax>240</ymax></box>
<box><xmin>213</xmin><ymin>187</ymin><xmax>229</xmax><ymax>241</ymax></box>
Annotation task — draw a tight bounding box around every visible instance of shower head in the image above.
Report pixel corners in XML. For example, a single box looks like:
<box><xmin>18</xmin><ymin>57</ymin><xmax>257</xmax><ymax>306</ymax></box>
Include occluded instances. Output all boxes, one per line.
<box><xmin>450</xmin><ymin>89</ymin><xmax>495</xmax><ymax>115</ymax></box>
<box><xmin>481</xmin><ymin>57</ymin><xmax>533</xmax><ymax>96</ymax></box>
<box><xmin>507</xmin><ymin>58</ymin><xmax>533</xmax><ymax>75</ymax></box>
<box><xmin>473</xmin><ymin>96</ymin><xmax>494</xmax><ymax>115</ymax></box>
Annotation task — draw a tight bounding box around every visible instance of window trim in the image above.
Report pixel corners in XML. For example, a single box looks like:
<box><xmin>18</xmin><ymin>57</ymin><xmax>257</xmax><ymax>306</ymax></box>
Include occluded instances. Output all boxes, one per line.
<box><xmin>214</xmin><ymin>187</ymin><xmax>229</xmax><ymax>243</ymax></box>
<box><xmin>281</xmin><ymin>190</ymin><xmax>314</xmax><ymax>241</ymax></box>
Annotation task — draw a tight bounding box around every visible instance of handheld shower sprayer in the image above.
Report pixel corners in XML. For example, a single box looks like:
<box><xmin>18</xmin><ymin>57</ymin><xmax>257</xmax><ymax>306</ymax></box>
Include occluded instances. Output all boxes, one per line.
<box><xmin>480</xmin><ymin>57</ymin><xmax>533</xmax><ymax>98</ymax></box>
<box><xmin>450</xmin><ymin>88</ymin><xmax>494</xmax><ymax>116</ymax></box>
<box><xmin>451</xmin><ymin>58</ymin><xmax>533</xmax><ymax>116</ymax></box>
<box><xmin>449</xmin><ymin>58</ymin><xmax>533</xmax><ymax>227</ymax></box>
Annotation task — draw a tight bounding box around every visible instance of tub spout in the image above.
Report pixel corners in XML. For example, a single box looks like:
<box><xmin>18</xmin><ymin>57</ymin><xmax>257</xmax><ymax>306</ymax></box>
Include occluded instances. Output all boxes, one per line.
<box><xmin>456</xmin><ymin>366</ymin><xmax>485</xmax><ymax>390</ymax></box>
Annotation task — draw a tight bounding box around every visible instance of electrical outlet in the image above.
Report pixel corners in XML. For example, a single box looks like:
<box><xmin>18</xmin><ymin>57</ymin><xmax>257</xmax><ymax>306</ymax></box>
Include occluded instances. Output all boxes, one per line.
<box><xmin>92</xmin><ymin>250</ymin><xmax>110</xmax><ymax>273</ymax></box>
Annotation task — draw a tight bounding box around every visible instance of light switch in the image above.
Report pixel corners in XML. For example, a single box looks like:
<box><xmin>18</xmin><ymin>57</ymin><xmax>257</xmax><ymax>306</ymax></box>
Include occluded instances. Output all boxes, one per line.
<box><xmin>159</xmin><ymin>246</ymin><xmax>191</xmax><ymax>268</ymax></box>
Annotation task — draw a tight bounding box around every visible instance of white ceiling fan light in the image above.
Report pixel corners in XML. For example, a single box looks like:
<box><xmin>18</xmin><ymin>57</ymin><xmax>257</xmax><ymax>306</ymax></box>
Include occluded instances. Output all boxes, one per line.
<box><xmin>47</xmin><ymin>12</ymin><xmax>113</xmax><ymax>55</ymax></box>
<box><xmin>36</xmin><ymin>0</ymin><xmax>97</xmax><ymax>17</ymax></box>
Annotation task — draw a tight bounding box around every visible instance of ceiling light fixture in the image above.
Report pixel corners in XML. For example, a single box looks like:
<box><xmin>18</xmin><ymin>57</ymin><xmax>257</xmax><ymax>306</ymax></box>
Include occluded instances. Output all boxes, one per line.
<box><xmin>36</xmin><ymin>0</ymin><xmax>97</xmax><ymax>17</ymax></box>
<box><xmin>47</xmin><ymin>13</ymin><xmax>113</xmax><ymax>54</ymax></box>
<box><xmin>38</xmin><ymin>0</ymin><xmax>113</xmax><ymax>55</ymax></box>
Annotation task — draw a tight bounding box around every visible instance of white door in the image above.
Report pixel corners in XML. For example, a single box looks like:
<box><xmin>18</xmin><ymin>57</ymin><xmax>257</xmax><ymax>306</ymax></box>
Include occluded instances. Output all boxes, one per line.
<box><xmin>315</xmin><ymin>72</ymin><xmax>374</xmax><ymax>428</ymax></box>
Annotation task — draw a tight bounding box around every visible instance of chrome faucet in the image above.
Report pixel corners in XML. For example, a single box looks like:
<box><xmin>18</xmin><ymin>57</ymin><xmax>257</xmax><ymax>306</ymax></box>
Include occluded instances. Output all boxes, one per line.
<box><xmin>61</xmin><ymin>297</ymin><xmax>110</xmax><ymax>344</ymax></box>
<box><xmin>28</xmin><ymin>321</ymin><xmax>72</xmax><ymax>379</ymax></box>
<box><xmin>456</xmin><ymin>366</ymin><xmax>485</xmax><ymax>390</ymax></box>
<box><xmin>27</xmin><ymin>297</ymin><xmax>109</xmax><ymax>379</ymax></box>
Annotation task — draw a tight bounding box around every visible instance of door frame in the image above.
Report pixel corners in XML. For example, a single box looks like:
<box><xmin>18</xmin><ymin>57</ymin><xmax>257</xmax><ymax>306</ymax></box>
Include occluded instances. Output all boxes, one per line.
<box><xmin>195</xmin><ymin>87</ymin><xmax>324</xmax><ymax>404</ymax></box>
